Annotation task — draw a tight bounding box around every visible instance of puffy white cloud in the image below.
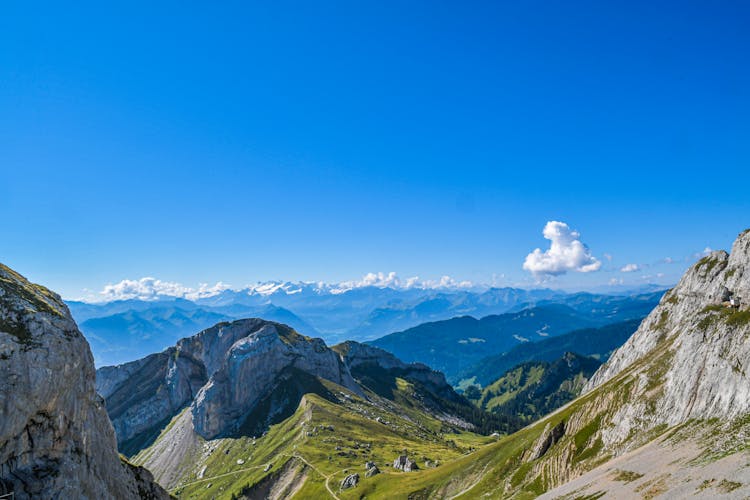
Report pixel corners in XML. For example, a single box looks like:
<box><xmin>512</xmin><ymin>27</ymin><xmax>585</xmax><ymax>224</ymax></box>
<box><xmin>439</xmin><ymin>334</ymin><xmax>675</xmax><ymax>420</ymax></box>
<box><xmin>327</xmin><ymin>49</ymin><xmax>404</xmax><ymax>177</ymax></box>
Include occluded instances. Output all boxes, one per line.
<box><xmin>99</xmin><ymin>277</ymin><xmax>231</xmax><ymax>301</ymax></box>
<box><xmin>620</xmin><ymin>263</ymin><xmax>640</xmax><ymax>273</ymax></box>
<box><xmin>523</xmin><ymin>221</ymin><xmax>602</xmax><ymax>279</ymax></box>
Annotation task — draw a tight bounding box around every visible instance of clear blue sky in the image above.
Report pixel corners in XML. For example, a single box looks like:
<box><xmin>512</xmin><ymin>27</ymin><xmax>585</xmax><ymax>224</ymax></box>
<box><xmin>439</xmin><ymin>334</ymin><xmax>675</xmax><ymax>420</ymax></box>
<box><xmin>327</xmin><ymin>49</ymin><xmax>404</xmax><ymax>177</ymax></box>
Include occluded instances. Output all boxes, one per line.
<box><xmin>2</xmin><ymin>1</ymin><xmax>749</xmax><ymax>298</ymax></box>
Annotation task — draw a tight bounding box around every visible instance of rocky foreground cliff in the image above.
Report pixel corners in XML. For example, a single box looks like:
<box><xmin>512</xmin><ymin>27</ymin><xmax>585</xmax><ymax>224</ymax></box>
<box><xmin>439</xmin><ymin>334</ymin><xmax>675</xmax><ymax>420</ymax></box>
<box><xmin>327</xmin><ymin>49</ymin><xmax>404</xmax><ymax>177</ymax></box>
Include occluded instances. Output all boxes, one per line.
<box><xmin>0</xmin><ymin>264</ymin><xmax>169</xmax><ymax>499</ymax></box>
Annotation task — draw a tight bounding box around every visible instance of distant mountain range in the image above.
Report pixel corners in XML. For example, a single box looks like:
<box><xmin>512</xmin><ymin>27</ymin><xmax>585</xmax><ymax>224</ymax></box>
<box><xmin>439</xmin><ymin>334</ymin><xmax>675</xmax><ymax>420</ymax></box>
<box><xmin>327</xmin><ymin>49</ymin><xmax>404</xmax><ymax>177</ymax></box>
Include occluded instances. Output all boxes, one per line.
<box><xmin>369</xmin><ymin>292</ymin><xmax>662</xmax><ymax>380</ymax></box>
<box><xmin>454</xmin><ymin>318</ymin><xmax>642</xmax><ymax>388</ymax></box>
<box><xmin>68</xmin><ymin>286</ymin><xmax>665</xmax><ymax>366</ymax></box>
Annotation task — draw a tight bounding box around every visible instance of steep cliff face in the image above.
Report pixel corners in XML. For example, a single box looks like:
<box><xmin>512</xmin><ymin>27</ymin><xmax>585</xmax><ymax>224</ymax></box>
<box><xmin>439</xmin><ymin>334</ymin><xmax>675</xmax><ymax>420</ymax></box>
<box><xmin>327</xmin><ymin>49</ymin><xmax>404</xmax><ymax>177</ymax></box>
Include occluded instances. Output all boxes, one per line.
<box><xmin>335</xmin><ymin>340</ymin><xmax>461</xmax><ymax>401</ymax></box>
<box><xmin>584</xmin><ymin>230</ymin><xmax>750</xmax><ymax>438</ymax></box>
<box><xmin>0</xmin><ymin>264</ymin><xmax>169</xmax><ymax>499</ymax></box>
<box><xmin>97</xmin><ymin>318</ymin><xmax>361</xmax><ymax>450</ymax></box>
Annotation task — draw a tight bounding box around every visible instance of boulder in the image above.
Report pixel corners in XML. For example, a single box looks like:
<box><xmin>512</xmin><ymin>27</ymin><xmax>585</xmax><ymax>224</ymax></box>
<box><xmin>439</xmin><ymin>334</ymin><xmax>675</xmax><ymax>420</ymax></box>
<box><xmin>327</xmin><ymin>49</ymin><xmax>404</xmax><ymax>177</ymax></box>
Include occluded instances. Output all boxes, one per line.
<box><xmin>393</xmin><ymin>455</ymin><xmax>419</xmax><ymax>472</ymax></box>
<box><xmin>340</xmin><ymin>473</ymin><xmax>359</xmax><ymax>489</ymax></box>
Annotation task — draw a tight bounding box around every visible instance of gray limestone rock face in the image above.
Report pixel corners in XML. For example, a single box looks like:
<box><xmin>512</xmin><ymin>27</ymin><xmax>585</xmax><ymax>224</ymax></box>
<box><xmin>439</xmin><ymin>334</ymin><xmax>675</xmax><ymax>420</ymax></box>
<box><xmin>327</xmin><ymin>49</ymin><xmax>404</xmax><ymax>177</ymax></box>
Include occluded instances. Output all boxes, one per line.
<box><xmin>191</xmin><ymin>322</ymin><xmax>361</xmax><ymax>439</ymax></box>
<box><xmin>0</xmin><ymin>264</ymin><xmax>169</xmax><ymax>500</ymax></box>
<box><xmin>98</xmin><ymin>318</ymin><xmax>362</xmax><ymax>445</ymax></box>
<box><xmin>393</xmin><ymin>455</ymin><xmax>419</xmax><ymax>472</ymax></box>
<box><xmin>584</xmin><ymin>229</ymin><xmax>750</xmax><ymax>443</ymax></box>
<box><xmin>335</xmin><ymin>340</ymin><xmax>460</xmax><ymax>400</ymax></box>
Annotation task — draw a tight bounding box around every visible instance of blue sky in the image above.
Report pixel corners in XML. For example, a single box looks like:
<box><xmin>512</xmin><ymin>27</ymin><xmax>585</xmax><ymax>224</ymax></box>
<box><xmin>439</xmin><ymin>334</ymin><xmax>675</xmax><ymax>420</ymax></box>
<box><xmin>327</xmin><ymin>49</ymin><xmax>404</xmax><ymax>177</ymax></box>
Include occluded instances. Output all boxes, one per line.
<box><xmin>1</xmin><ymin>1</ymin><xmax>749</xmax><ymax>299</ymax></box>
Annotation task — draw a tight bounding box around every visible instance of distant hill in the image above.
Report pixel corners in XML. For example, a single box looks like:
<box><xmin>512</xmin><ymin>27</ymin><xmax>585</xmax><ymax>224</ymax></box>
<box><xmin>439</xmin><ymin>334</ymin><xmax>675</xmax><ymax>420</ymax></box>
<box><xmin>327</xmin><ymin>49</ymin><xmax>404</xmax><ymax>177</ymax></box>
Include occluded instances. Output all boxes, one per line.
<box><xmin>454</xmin><ymin>318</ymin><xmax>642</xmax><ymax>387</ymax></box>
<box><xmin>506</xmin><ymin>290</ymin><xmax>665</xmax><ymax>318</ymax></box>
<box><xmin>464</xmin><ymin>352</ymin><xmax>602</xmax><ymax>424</ymax></box>
<box><xmin>369</xmin><ymin>293</ymin><xmax>659</xmax><ymax>380</ymax></box>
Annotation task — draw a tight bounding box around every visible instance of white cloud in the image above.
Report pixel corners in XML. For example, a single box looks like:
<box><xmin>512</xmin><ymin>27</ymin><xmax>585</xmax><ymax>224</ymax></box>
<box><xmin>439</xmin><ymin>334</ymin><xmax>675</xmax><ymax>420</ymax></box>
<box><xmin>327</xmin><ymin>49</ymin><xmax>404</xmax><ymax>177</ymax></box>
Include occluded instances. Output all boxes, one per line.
<box><xmin>95</xmin><ymin>272</ymin><xmax>476</xmax><ymax>302</ymax></box>
<box><xmin>639</xmin><ymin>273</ymin><xmax>666</xmax><ymax>281</ymax></box>
<box><xmin>620</xmin><ymin>263</ymin><xmax>640</xmax><ymax>273</ymax></box>
<box><xmin>523</xmin><ymin>221</ymin><xmax>602</xmax><ymax>279</ymax></box>
<box><xmin>603</xmin><ymin>253</ymin><xmax>613</xmax><ymax>262</ymax></box>
<box><xmin>330</xmin><ymin>272</ymin><xmax>474</xmax><ymax>294</ymax></box>
<box><xmin>693</xmin><ymin>247</ymin><xmax>713</xmax><ymax>259</ymax></box>
<box><xmin>99</xmin><ymin>277</ymin><xmax>231</xmax><ymax>301</ymax></box>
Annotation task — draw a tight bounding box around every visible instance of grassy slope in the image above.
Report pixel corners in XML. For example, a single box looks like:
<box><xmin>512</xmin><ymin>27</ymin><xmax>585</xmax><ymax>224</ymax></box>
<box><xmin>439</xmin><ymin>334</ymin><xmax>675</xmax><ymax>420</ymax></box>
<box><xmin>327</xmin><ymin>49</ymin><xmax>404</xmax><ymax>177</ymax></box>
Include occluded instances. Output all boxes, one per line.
<box><xmin>146</xmin><ymin>377</ymin><xmax>495</xmax><ymax>499</ymax></box>
<box><xmin>474</xmin><ymin>353</ymin><xmax>602</xmax><ymax>424</ymax></box>
<box><xmin>336</xmin><ymin>325</ymin><xmax>749</xmax><ymax>499</ymax></box>
<box><xmin>139</xmin><ymin>342</ymin><xmax>749</xmax><ymax>499</ymax></box>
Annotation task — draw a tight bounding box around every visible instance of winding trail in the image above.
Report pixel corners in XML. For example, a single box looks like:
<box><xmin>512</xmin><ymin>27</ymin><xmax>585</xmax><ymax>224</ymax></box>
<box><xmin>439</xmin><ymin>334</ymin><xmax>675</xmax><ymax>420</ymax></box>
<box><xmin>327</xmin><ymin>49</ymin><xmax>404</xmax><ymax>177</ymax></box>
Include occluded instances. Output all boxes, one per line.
<box><xmin>447</xmin><ymin>461</ymin><xmax>492</xmax><ymax>500</ymax></box>
<box><xmin>290</xmin><ymin>453</ymin><xmax>342</xmax><ymax>500</ymax></box>
<box><xmin>169</xmin><ymin>463</ymin><xmax>270</xmax><ymax>492</ymax></box>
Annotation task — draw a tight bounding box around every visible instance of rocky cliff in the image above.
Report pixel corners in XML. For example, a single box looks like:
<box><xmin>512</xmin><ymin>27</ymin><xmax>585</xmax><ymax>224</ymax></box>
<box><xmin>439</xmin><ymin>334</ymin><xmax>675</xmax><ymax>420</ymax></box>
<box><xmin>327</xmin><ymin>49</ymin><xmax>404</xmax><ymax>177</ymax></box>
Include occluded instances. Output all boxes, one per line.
<box><xmin>584</xmin><ymin>229</ymin><xmax>750</xmax><ymax>436</ymax></box>
<box><xmin>383</xmin><ymin>229</ymin><xmax>750</xmax><ymax>498</ymax></box>
<box><xmin>97</xmin><ymin>318</ymin><xmax>362</xmax><ymax>451</ymax></box>
<box><xmin>334</xmin><ymin>340</ymin><xmax>462</xmax><ymax>401</ymax></box>
<box><xmin>0</xmin><ymin>264</ymin><xmax>169</xmax><ymax>499</ymax></box>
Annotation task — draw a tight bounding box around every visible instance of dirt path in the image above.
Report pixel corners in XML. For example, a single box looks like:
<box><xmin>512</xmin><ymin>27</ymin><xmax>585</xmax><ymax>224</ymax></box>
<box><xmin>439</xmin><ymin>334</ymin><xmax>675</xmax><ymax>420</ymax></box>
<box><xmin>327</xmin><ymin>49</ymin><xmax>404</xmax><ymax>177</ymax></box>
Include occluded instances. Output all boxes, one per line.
<box><xmin>447</xmin><ymin>461</ymin><xmax>491</xmax><ymax>500</ymax></box>
<box><xmin>290</xmin><ymin>453</ymin><xmax>342</xmax><ymax>500</ymax></box>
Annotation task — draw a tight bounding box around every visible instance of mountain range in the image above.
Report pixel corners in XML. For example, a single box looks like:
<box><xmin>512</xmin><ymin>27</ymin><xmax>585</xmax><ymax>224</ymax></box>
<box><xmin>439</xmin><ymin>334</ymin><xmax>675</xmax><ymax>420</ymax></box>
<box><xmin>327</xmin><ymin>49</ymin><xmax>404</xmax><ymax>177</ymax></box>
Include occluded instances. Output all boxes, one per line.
<box><xmin>370</xmin><ymin>293</ymin><xmax>660</xmax><ymax>380</ymax></box>
<box><xmin>454</xmin><ymin>318</ymin><xmax>642</xmax><ymax>389</ymax></box>
<box><xmin>4</xmin><ymin>230</ymin><xmax>750</xmax><ymax>498</ymax></box>
<box><xmin>67</xmin><ymin>286</ymin><xmax>558</xmax><ymax>365</ymax></box>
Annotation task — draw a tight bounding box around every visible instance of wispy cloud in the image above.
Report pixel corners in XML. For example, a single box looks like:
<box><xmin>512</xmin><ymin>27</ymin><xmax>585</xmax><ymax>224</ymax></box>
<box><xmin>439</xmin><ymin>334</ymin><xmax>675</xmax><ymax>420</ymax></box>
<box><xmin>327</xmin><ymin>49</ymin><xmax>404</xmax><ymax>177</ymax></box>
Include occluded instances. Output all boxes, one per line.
<box><xmin>692</xmin><ymin>247</ymin><xmax>714</xmax><ymax>259</ymax></box>
<box><xmin>620</xmin><ymin>263</ymin><xmax>640</xmax><ymax>273</ymax></box>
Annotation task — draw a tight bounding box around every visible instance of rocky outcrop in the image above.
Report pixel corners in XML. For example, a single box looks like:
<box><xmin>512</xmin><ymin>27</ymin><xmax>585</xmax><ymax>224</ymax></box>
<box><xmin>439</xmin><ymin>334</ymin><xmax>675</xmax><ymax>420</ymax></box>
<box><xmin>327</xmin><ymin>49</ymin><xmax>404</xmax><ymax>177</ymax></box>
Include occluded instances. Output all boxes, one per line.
<box><xmin>364</xmin><ymin>461</ymin><xmax>380</xmax><ymax>477</ymax></box>
<box><xmin>335</xmin><ymin>341</ymin><xmax>463</xmax><ymax>402</ymax></box>
<box><xmin>340</xmin><ymin>473</ymin><xmax>359</xmax><ymax>489</ymax></box>
<box><xmin>393</xmin><ymin>455</ymin><xmax>419</xmax><ymax>472</ymax></box>
<box><xmin>524</xmin><ymin>421</ymin><xmax>566</xmax><ymax>461</ymax></box>
<box><xmin>98</xmin><ymin>319</ymin><xmax>362</xmax><ymax>446</ymax></box>
<box><xmin>0</xmin><ymin>264</ymin><xmax>169</xmax><ymax>499</ymax></box>
<box><xmin>191</xmin><ymin>322</ymin><xmax>360</xmax><ymax>439</ymax></box>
